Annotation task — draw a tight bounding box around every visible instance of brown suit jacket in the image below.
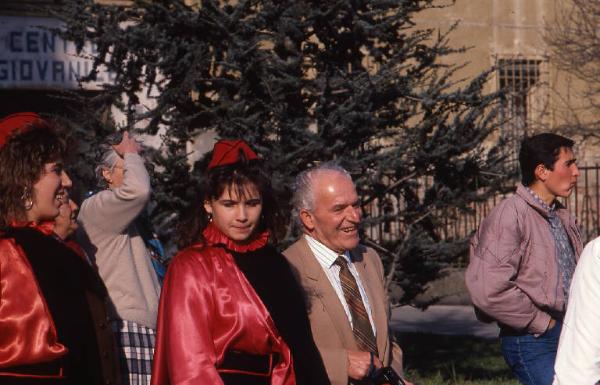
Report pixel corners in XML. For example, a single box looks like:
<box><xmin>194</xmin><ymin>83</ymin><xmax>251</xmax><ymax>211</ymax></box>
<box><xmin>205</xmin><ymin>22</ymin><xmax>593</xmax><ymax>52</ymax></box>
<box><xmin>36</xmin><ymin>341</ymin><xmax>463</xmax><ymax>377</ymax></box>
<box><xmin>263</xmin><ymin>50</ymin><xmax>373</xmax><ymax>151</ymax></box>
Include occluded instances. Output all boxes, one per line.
<box><xmin>284</xmin><ymin>237</ymin><xmax>403</xmax><ymax>385</ymax></box>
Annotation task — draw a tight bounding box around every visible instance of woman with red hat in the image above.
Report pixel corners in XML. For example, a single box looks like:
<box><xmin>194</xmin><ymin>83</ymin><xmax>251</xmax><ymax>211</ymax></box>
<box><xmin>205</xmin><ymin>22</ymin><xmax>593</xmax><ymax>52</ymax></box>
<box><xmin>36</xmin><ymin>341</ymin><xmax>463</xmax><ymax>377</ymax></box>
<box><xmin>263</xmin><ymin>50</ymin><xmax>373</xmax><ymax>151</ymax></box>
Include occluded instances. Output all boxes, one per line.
<box><xmin>0</xmin><ymin>113</ymin><xmax>121</xmax><ymax>384</ymax></box>
<box><xmin>151</xmin><ymin>140</ymin><xmax>330</xmax><ymax>385</ymax></box>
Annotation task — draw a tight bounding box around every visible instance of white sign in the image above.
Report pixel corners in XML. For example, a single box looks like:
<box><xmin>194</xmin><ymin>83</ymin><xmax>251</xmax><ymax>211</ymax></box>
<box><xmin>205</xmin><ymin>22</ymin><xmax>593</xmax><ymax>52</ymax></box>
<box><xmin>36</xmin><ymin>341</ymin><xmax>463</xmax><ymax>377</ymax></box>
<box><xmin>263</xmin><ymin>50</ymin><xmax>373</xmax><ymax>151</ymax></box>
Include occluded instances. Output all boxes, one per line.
<box><xmin>0</xmin><ymin>16</ymin><xmax>115</xmax><ymax>89</ymax></box>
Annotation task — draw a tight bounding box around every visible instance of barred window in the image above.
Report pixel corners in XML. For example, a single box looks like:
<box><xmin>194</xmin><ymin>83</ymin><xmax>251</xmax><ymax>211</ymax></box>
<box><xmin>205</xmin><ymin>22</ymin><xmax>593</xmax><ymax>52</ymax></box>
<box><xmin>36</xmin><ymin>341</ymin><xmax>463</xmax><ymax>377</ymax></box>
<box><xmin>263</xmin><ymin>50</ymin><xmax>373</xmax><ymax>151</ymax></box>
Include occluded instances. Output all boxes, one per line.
<box><xmin>496</xmin><ymin>58</ymin><xmax>545</xmax><ymax>163</ymax></box>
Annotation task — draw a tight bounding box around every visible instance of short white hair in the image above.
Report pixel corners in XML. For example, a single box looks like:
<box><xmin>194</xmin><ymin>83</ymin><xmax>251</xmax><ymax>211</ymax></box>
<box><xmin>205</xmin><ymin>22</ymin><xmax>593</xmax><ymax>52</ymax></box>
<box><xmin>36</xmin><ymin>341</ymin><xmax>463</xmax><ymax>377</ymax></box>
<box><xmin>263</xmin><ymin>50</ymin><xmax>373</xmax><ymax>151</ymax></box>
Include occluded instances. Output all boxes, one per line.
<box><xmin>291</xmin><ymin>162</ymin><xmax>354</xmax><ymax>227</ymax></box>
<box><xmin>94</xmin><ymin>133</ymin><xmax>122</xmax><ymax>188</ymax></box>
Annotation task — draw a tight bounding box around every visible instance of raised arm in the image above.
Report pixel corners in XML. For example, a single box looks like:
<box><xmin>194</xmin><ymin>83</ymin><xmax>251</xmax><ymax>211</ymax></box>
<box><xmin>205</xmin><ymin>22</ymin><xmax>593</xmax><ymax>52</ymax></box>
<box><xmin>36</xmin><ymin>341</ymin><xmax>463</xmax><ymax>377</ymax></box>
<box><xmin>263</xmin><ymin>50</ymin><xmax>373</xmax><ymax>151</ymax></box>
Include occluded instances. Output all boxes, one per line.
<box><xmin>78</xmin><ymin>133</ymin><xmax>150</xmax><ymax>234</ymax></box>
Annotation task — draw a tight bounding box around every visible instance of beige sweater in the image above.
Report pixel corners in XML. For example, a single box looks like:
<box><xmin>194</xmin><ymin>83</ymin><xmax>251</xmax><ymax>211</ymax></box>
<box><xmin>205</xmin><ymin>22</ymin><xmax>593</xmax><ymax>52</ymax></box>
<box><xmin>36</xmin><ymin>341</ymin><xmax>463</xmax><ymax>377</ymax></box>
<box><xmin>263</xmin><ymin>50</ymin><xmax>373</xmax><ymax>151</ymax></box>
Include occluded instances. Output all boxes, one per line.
<box><xmin>77</xmin><ymin>153</ymin><xmax>161</xmax><ymax>329</ymax></box>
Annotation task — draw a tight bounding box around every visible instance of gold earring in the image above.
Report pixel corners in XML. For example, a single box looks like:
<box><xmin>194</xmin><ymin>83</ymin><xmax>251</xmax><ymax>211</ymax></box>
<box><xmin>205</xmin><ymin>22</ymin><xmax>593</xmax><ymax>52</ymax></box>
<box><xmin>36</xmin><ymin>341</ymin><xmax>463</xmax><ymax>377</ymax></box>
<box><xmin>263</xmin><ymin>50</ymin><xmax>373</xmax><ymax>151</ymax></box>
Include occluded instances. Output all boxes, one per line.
<box><xmin>21</xmin><ymin>188</ymin><xmax>33</xmax><ymax>211</ymax></box>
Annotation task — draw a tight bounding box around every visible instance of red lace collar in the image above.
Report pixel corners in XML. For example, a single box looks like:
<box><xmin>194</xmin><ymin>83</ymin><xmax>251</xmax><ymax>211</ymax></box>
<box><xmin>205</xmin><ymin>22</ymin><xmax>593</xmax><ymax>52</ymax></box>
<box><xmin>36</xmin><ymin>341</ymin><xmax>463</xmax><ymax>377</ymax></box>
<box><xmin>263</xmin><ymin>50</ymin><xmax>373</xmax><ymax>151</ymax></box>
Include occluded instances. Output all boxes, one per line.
<box><xmin>9</xmin><ymin>220</ymin><xmax>55</xmax><ymax>236</ymax></box>
<box><xmin>202</xmin><ymin>222</ymin><xmax>269</xmax><ymax>253</ymax></box>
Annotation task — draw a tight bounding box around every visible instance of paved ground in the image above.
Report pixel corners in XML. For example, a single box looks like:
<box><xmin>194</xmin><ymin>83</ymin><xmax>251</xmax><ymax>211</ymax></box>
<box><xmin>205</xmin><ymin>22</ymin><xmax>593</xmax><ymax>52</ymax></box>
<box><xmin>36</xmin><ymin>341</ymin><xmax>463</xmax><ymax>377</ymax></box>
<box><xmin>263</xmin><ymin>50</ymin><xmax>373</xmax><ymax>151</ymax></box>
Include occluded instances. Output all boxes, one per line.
<box><xmin>390</xmin><ymin>305</ymin><xmax>499</xmax><ymax>339</ymax></box>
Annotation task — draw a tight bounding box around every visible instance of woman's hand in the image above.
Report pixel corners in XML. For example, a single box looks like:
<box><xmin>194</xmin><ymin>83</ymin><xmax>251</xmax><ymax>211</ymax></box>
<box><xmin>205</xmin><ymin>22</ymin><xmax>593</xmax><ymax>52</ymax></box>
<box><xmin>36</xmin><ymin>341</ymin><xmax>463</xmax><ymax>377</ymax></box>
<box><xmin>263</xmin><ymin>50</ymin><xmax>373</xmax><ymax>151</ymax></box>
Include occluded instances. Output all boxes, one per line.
<box><xmin>113</xmin><ymin>132</ymin><xmax>140</xmax><ymax>156</ymax></box>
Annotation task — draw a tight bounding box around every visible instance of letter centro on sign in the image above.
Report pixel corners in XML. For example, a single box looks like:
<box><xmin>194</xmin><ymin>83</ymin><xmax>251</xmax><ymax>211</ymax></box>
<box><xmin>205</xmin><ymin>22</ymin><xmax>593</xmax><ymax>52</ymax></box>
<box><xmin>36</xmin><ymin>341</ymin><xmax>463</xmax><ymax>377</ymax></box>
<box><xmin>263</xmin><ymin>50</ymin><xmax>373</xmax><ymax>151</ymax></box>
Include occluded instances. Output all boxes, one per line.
<box><xmin>0</xmin><ymin>16</ymin><xmax>115</xmax><ymax>89</ymax></box>
<box><xmin>0</xmin><ymin>59</ymin><xmax>108</xmax><ymax>83</ymax></box>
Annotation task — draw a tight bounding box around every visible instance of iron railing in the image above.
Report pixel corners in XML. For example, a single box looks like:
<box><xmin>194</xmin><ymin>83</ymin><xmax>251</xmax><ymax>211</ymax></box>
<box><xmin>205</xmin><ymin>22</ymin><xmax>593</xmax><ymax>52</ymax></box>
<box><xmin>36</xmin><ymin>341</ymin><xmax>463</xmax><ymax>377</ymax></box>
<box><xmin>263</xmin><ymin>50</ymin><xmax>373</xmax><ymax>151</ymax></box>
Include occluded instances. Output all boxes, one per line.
<box><xmin>363</xmin><ymin>165</ymin><xmax>600</xmax><ymax>245</ymax></box>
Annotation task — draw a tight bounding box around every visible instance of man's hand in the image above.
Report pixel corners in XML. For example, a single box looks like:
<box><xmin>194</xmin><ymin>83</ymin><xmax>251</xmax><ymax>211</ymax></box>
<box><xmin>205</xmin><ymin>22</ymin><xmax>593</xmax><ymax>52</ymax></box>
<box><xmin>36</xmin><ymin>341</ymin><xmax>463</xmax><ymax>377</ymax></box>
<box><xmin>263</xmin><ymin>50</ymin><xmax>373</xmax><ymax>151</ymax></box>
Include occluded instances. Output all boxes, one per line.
<box><xmin>347</xmin><ymin>350</ymin><xmax>382</xmax><ymax>380</ymax></box>
<box><xmin>113</xmin><ymin>132</ymin><xmax>140</xmax><ymax>156</ymax></box>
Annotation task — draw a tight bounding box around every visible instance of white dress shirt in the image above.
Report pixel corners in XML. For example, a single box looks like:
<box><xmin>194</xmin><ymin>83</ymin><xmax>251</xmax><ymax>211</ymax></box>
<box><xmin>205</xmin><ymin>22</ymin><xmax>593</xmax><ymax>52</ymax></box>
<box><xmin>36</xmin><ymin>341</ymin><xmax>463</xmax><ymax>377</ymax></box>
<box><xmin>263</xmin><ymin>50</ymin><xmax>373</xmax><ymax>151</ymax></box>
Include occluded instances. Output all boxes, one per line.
<box><xmin>554</xmin><ymin>237</ymin><xmax>600</xmax><ymax>385</ymax></box>
<box><xmin>304</xmin><ymin>234</ymin><xmax>377</xmax><ymax>335</ymax></box>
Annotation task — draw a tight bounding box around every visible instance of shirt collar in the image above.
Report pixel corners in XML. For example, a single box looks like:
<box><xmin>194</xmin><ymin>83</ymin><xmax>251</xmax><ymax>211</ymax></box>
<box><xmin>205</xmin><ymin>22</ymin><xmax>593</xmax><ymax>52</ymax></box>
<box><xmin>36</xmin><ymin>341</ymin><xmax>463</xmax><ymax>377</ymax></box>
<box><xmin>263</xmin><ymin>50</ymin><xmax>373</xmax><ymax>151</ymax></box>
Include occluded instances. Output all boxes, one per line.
<box><xmin>524</xmin><ymin>185</ymin><xmax>556</xmax><ymax>213</ymax></box>
<box><xmin>304</xmin><ymin>234</ymin><xmax>351</xmax><ymax>267</ymax></box>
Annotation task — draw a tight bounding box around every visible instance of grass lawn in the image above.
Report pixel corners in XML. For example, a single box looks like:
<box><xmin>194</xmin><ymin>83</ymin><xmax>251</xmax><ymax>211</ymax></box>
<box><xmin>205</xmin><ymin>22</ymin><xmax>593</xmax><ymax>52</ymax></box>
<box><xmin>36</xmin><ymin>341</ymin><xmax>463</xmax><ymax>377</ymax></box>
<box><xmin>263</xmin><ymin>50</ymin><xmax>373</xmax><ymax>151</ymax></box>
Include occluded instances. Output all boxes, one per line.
<box><xmin>397</xmin><ymin>332</ymin><xmax>519</xmax><ymax>385</ymax></box>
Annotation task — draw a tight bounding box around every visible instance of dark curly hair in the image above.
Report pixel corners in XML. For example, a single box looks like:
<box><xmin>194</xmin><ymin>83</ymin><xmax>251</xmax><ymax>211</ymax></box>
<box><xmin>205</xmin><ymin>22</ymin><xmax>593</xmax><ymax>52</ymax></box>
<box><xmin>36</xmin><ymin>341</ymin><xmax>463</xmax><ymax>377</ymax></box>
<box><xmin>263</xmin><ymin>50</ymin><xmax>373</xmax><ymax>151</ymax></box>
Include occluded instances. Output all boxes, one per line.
<box><xmin>519</xmin><ymin>133</ymin><xmax>575</xmax><ymax>186</ymax></box>
<box><xmin>177</xmin><ymin>154</ymin><xmax>284</xmax><ymax>249</ymax></box>
<box><xmin>0</xmin><ymin>119</ymin><xmax>67</xmax><ymax>228</ymax></box>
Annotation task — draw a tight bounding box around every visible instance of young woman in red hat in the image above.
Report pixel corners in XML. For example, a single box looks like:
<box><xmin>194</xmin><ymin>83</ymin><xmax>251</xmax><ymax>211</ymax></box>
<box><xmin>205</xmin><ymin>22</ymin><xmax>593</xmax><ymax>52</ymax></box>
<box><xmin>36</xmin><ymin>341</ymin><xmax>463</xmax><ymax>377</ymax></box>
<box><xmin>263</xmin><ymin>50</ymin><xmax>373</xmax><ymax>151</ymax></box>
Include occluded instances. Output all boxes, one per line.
<box><xmin>0</xmin><ymin>113</ymin><xmax>121</xmax><ymax>384</ymax></box>
<box><xmin>151</xmin><ymin>140</ymin><xmax>330</xmax><ymax>385</ymax></box>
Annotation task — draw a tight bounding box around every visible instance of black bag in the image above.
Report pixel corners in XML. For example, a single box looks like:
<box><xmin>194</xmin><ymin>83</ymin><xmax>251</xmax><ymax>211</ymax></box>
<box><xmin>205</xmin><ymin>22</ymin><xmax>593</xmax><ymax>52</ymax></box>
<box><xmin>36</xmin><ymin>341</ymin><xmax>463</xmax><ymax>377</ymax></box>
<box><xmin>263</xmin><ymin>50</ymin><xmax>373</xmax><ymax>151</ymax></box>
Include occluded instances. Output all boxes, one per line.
<box><xmin>370</xmin><ymin>367</ymin><xmax>407</xmax><ymax>385</ymax></box>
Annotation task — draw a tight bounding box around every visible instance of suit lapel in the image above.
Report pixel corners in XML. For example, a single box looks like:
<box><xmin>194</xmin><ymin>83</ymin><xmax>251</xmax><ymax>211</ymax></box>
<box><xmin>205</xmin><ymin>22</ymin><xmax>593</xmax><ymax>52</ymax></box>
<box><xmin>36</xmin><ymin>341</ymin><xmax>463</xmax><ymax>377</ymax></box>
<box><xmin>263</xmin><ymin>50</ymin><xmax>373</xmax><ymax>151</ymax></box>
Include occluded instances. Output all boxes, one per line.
<box><xmin>351</xmin><ymin>247</ymin><xmax>388</xmax><ymax>359</ymax></box>
<box><xmin>296</xmin><ymin>238</ymin><xmax>356</xmax><ymax>348</ymax></box>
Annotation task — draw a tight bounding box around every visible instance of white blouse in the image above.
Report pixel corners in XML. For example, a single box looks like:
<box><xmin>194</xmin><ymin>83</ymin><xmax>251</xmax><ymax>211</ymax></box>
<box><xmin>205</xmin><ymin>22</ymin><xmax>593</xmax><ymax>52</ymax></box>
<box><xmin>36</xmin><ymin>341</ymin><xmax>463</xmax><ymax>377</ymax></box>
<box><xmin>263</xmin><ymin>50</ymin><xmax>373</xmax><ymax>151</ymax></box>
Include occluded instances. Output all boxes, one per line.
<box><xmin>554</xmin><ymin>237</ymin><xmax>600</xmax><ymax>385</ymax></box>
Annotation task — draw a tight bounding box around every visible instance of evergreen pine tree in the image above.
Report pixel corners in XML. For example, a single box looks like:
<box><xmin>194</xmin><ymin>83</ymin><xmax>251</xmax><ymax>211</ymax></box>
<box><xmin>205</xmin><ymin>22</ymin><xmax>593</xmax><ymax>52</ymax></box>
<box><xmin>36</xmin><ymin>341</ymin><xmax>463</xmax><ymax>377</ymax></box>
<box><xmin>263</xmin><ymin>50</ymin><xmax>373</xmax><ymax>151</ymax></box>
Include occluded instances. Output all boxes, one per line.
<box><xmin>54</xmin><ymin>0</ymin><xmax>510</xmax><ymax>304</ymax></box>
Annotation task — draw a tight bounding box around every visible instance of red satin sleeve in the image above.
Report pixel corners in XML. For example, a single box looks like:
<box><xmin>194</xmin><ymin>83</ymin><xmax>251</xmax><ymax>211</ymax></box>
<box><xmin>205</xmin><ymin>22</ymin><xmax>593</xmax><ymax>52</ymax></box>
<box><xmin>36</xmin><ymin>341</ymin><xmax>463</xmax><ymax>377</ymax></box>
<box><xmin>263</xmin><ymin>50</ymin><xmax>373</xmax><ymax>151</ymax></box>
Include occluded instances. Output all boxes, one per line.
<box><xmin>151</xmin><ymin>247</ymin><xmax>224</xmax><ymax>385</ymax></box>
<box><xmin>0</xmin><ymin>238</ymin><xmax>67</xmax><ymax>370</ymax></box>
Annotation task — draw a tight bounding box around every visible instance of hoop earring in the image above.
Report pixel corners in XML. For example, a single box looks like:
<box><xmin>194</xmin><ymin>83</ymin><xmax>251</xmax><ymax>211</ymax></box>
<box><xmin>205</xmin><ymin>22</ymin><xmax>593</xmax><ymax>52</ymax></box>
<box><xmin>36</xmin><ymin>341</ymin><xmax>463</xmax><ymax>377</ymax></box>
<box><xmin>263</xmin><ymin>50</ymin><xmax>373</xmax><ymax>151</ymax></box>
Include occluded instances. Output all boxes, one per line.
<box><xmin>21</xmin><ymin>187</ymin><xmax>33</xmax><ymax>211</ymax></box>
<box><xmin>208</xmin><ymin>213</ymin><xmax>213</xmax><ymax>222</ymax></box>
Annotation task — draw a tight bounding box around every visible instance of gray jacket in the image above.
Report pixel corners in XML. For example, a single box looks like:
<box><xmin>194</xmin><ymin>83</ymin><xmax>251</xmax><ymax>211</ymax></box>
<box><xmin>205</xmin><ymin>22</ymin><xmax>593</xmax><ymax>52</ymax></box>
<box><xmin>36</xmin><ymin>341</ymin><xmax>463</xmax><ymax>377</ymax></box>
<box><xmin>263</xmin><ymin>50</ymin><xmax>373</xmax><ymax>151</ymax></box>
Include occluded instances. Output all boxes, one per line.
<box><xmin>465</xmin><ymin>184</ymin><xmax>582</xmax><ymax>335</ymax></box>
<box><xmin>78</xmin><ymin>153</ymin><xmax>160</xmax><ymax>329</ymax></box>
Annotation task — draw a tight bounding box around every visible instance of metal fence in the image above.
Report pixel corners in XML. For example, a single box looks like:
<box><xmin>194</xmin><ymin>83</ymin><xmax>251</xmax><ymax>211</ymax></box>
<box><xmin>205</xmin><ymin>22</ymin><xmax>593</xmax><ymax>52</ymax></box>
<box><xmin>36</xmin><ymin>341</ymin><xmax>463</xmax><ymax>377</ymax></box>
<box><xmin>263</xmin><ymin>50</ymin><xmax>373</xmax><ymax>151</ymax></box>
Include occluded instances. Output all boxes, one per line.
<box><xmin>363</xmin><ymin>165</ymin><xmax>600</xmax><ymax>245</ymax></box>
<box><xmin>566</xmin><ymin>165</ymin><xmax>600</xmax><ymax>243</ymax></box>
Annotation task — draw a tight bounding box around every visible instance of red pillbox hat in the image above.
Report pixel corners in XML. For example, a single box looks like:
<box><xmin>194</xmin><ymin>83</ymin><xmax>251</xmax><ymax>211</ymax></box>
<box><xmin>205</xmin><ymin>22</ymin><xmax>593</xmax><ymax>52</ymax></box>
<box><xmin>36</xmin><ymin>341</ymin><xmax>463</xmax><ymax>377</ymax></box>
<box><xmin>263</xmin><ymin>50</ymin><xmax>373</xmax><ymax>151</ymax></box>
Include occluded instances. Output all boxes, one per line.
<box><xmin>0</xmin><ymin>112</ymin><xmax>43</xmax><ymax>148</ymax></box>
<box><xmin>207</xmin><ymin>139</ymin><xmax>260</xmax><ymax>169</ymax></box>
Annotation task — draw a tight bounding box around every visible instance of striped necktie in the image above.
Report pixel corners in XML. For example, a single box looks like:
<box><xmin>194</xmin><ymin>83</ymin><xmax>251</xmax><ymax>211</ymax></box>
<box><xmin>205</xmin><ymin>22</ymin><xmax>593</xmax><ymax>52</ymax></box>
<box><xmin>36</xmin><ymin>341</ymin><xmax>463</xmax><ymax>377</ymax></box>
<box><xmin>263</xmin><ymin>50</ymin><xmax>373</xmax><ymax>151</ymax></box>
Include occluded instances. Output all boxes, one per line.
<box><xmin>334</xmin><ymin>255</ymin><xmax>378</xmax><ymax>355</ymax></box>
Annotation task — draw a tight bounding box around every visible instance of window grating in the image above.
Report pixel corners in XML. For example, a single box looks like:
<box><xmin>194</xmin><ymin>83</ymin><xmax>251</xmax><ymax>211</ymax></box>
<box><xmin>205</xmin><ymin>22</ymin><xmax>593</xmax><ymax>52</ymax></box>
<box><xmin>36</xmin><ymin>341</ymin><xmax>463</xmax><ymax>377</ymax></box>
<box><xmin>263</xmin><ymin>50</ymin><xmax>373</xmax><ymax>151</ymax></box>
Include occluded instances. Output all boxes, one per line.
<box><xmin>496</xmin><ymin>58</ymin><xmax>544</xmax><ymax>164</ymax></box>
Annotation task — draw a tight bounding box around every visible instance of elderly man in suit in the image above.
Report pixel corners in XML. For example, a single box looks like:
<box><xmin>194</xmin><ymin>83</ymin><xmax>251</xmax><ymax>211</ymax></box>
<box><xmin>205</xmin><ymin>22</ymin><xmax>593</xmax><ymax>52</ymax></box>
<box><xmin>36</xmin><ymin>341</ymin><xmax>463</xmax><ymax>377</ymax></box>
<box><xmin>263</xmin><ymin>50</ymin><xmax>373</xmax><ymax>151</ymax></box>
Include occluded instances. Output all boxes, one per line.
<box><xmin>284</xmin><ymin>162</ymin><xmax>409</xmax><ymax>385</ymax></box>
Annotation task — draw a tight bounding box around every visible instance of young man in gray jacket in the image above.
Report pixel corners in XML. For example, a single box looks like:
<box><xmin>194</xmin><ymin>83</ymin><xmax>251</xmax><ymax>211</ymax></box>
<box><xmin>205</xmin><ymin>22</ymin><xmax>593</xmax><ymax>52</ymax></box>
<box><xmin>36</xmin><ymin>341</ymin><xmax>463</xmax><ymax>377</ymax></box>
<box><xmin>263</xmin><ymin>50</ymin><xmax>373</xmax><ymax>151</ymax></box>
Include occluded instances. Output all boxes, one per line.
<box><xmin>78</xmin><ymin>132</ymin><xmax>161</xmax><ymax>385</ymax></box>
<box><xmin>465</xmin><ymin>133</ymin><xmax>582</xmax><ymax>385</ymax></box>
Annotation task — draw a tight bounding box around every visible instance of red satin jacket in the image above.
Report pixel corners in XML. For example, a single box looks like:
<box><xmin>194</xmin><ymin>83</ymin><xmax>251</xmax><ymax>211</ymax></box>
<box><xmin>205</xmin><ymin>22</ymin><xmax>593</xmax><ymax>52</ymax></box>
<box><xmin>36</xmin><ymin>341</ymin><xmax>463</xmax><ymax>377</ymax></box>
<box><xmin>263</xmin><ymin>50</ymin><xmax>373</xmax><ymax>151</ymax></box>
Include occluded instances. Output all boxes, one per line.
<box><xmin>151</xmin><ymin>224</ymin><xmax>295</xmax><ymax>385</ymax></box>
<box><xmin>0</xmin><ymin>223</ymin><xmax>67</xmax><ymax>378</ymax></box>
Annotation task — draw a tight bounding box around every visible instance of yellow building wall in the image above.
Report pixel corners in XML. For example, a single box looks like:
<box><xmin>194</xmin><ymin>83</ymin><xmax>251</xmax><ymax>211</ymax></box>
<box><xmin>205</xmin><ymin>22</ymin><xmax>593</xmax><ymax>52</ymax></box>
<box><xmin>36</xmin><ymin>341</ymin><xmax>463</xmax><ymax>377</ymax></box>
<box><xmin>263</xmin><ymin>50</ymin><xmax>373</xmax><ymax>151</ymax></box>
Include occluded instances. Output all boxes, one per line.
<box><xmin>414</xmin><ymin>0</ymin><xmax>599</xmax><ymax>163</ymax></box>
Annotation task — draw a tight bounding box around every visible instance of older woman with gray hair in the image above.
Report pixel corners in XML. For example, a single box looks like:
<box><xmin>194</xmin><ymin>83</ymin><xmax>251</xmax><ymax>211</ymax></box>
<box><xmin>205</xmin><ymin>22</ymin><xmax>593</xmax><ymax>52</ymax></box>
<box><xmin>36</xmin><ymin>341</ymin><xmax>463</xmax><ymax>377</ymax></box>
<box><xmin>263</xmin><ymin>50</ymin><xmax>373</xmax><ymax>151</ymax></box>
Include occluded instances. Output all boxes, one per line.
<box><xmin>77</xmin><ymin>132</ymin><xmax>161</xmax><ymax>385</ymax></box>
